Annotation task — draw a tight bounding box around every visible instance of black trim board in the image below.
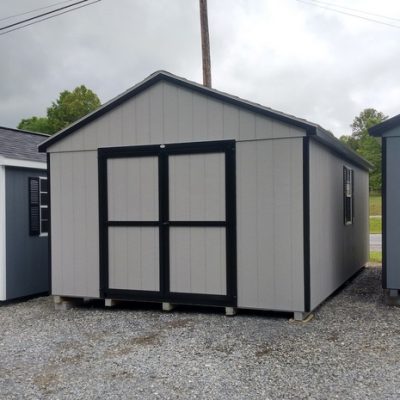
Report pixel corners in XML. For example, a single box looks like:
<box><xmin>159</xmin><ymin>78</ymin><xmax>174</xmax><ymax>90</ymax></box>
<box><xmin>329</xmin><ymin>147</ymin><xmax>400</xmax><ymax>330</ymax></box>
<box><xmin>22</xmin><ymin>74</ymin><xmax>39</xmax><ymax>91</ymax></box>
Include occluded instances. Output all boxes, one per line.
<box><xmin>382</xmin><ymin>137</ymin><xmax>387</xmax><ymax>288</ymax></box>
<box><xmin>98</xmin><ymin>140</ymin><xmax>237</xmax><ymax>307</ymax></box>
<box><xmin>303</xmin><ymin>137</ymin><xmax>311</xmax><ymax>312</ymax></box>
<box><xmin>47</xmin><ymin>153</ymin><xmax>52</xmax><ymax>295</ymax></box>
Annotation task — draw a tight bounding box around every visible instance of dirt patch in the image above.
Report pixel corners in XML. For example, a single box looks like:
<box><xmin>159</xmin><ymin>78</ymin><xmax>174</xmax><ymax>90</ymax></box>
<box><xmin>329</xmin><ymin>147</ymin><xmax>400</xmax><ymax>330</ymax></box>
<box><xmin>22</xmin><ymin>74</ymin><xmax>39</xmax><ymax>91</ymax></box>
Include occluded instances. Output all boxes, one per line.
<box><xmin>165</xmin><ymin>319</ymin><xmax>194</xmax><ymax>329</ymax></box>
<box><xmin>255</xmin><ymin>346</ymin><xmax>273</xmax><ymax>357</ymax></box>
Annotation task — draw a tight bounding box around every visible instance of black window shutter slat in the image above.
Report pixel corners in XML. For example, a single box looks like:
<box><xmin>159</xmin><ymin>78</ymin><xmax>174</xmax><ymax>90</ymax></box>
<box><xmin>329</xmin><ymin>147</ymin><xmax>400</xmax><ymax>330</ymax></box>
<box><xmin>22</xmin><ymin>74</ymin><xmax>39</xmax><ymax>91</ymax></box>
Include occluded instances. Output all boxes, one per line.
<box><xmin>29</xmin><ymin>177</ymin><xmax>40</xmax><ymax>236</ymax></box>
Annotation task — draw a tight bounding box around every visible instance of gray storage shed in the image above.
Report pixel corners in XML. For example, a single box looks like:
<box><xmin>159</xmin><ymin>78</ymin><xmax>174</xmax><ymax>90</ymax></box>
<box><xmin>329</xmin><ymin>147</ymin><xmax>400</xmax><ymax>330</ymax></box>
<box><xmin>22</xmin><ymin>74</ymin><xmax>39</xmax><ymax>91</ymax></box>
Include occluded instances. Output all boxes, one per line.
<box><xmin>39</xmin><ymin>71</ymin><xmax>370</xmax><ymax>319</ymax></box>
<box><xmin>369</xmin><ymin>113</ymin><xmax>400</xmax><ymax>300</ymax></box>
<box><xmin>0</xmin><ymin>127</ymin><xmax>49</xmax><ymax>301</ymax></box>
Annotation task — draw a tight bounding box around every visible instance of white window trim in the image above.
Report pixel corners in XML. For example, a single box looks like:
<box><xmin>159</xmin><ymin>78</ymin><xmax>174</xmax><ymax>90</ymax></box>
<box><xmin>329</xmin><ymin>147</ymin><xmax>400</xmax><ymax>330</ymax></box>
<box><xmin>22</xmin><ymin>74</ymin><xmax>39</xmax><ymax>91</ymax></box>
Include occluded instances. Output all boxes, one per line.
<box><xmin>0</xmin><ymin>156</ymin><xmax>46</xmax><ymax>170</ymax></box>
<box><xmin>39</xmin><ymin>177</ymin><xmax>48</xmax><ymax>236</ymax></box>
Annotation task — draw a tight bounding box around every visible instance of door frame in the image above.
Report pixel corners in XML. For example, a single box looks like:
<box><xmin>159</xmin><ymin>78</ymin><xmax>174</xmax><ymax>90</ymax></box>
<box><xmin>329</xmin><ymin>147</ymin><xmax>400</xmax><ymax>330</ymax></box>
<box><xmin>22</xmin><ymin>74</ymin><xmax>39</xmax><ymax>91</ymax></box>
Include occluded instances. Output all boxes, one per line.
<box><xmin>98</xmin><ymin>140</ymin><xmax>237</xmax><ymax>307</ymax></box>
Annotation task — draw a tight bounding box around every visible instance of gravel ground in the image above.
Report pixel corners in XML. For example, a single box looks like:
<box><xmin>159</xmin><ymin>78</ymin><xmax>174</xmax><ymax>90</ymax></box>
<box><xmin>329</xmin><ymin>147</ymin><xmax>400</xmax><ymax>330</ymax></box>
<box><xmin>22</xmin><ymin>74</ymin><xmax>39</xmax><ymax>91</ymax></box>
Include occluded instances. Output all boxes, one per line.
<box><xmin>1</xmin><ymin>265</ymin><xmax>399</xmax><ymax>400</ymax></box>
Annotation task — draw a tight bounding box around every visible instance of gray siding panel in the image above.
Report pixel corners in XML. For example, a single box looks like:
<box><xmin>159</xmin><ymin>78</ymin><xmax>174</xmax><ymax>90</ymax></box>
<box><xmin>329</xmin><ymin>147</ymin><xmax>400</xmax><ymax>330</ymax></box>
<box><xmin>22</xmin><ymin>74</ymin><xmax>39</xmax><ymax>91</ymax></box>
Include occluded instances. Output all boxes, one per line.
<box><xmin>5</xmin><ymin>167</ymin><xmax>48</xmax><ymax>299</ymax></box>
<box><xmin>236</xmin><ymin>139</ymin><xmax>304</xmax><ymax>311</ymax></box>
<box><xmin>50</xmin><ymin>151</ymin><xmax>100</xmax><ymax>298</ymax></box>
<box><xmin>386</xmin><ymin>137</ymin><xmax>400</xmax><ymax>288</ymax></box>
<box><xmin>169</xmin><ymin>153</ymin><xmax>225</xmax><ymax>221</ymax></box>
<box><xmin>309</xmin><ymin>140</ymin><xmax>368</xmax><ymax>310</ymax></box>
<box><xmin>107</xmin><ymin>157</ymin><xmax>158</xmax><ymax>221</ymax></box>
<box><xmin>108</xmin><ymin>227</ymin><xmax>159</xmax><ymax>291</ymax></box>
<box><xmin>48</xmin><ymin>82</ymin><xmax>306</xmax><ymax>153</ymax></box>
<box><xmin>169</xmin><ymin>227</ymin><xmax>226</xmax><ymax>295</ymax></box>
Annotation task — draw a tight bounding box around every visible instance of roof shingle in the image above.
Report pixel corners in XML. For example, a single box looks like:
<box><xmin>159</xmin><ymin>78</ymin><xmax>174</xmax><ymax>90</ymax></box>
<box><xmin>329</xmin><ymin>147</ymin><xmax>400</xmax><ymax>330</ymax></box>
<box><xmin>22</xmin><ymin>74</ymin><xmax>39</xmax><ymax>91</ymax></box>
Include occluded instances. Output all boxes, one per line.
<box><xmin>0</xmin><ymin>126</ymin><xmax>48</xmax><ymax>163</ymax></box>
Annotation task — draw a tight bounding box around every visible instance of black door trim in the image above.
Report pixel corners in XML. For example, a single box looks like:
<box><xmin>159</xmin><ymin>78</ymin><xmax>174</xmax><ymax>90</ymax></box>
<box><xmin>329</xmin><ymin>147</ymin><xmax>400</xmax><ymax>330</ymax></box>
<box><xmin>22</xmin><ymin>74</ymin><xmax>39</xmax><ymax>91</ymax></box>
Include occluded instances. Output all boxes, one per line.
<box><xmin>98</xmin><ymin>140</ymin><xmax>237</xmax><ymax>307</ymax></box>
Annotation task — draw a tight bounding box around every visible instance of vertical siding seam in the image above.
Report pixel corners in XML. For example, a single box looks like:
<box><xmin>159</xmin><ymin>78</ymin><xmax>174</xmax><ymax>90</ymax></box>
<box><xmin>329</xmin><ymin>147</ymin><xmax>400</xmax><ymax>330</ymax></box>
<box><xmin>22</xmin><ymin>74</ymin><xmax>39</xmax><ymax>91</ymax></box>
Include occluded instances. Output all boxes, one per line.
<box><xmin>289</xmin><ymin>142</ymin><xmax>294</xmax><ymax>309</ymax></box>
<box><xmin>272</xmin><ymin>141</ymin><xmax>277</xmax><ymax>307</ymax></box>
<box><xmin>83</xmin><ymin>156</ymin><xmax>89</xmax><ymax>295</ymax></box>
<box><xmin>255</xmin><ymin>145</ymin><xmax>260</xmax><ymax>307</ymax></box>
<box><xmin>70</xmin><ymin>153</ymin><xmax>77</xmax><ymax>295</ymax></box>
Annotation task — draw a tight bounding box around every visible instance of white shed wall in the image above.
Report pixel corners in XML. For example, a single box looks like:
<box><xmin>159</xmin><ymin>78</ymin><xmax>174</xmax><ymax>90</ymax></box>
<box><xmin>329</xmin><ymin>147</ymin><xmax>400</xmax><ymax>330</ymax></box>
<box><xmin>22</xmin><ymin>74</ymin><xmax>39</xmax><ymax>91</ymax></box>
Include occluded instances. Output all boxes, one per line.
<box><xmin>309</xmin><ymin>140</ymin><xmax>369</xmax><ymax>310</ymax></box>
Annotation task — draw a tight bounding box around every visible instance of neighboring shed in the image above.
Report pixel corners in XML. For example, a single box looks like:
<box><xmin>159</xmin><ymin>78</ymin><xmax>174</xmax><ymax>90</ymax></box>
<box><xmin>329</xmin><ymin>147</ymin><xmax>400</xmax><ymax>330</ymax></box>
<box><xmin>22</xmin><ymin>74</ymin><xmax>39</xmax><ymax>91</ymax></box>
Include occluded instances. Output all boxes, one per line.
<box><xmin>0</xmin><ymin>127</ymin><xmax>49</xmax><ymax>301</ymax></box>
<box><xmin>369</xmin><ymin>113</ymin><xmax>400</xmax><ymax>301</ymax></box>
<box><xmin>39</xmin><ymin>71</ymin><xmax>370</xmax><ymax>320</ymax></box>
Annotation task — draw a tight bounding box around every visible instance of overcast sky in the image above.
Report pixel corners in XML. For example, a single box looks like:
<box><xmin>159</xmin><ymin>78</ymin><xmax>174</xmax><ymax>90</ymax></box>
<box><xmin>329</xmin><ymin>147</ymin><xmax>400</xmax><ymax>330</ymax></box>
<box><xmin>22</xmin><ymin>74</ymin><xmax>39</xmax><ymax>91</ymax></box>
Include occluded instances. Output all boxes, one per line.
<box><xmin>0</xmin><ymin>0</ymin><xmax>399</xmax><ymax>137</ymax></box>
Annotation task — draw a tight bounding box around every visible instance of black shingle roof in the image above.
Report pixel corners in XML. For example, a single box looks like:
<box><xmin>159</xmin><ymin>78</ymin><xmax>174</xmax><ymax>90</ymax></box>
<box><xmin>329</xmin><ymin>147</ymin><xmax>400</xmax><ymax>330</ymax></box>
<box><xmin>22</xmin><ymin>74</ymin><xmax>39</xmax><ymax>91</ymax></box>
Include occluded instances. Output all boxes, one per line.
<box><xmin>0</xmin><ymin>126</ymin><xmax>48</xmax><ymax>163</ymax></box>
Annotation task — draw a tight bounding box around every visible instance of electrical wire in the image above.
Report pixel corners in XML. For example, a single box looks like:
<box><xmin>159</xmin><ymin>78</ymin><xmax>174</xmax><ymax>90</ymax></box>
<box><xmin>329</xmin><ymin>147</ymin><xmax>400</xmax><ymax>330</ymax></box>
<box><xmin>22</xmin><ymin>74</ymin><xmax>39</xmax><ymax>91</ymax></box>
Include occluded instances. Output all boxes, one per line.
<box><xmin>295</xmin><ymin>0</ymin><xmax>400</xmax><ymax>30</ymax></box>
<box><xmin>0</xmin><ymin>0</ymin><xmax>90</xmax><ymax>32</ymax></box>
<box><xmin>0</xmin><ymin>0</ymin><xmax>102</xmax><ymax>36</ymax></box>
<box><xmin>309</xmin><ymin>0</ymin><xmax>400</xmax><ymax>23</ymax></box>
<box><xmin>0</xmin><ymin>0</ymin><xmax>77</xmax><ymax>22</ymax></box>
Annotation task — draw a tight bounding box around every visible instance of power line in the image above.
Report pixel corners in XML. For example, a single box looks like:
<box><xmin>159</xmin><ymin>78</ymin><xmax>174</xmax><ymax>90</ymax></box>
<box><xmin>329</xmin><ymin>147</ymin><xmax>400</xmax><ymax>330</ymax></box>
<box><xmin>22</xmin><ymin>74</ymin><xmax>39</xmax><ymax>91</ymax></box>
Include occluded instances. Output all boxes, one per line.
<box><xmin>309</xmin><ymin>0</ymin><xmax>400</xmax><ymax>23</ymax></box>
<box><xmin>295</xmin><ymin>0</ymin><xmax>400</xmax><ymax>30</ymax></box>
<box><xmin>0</xmin><ymin>0</ymin><xmax>90</xmax><ymax>32</ymax></box>
<box><xmin>0</xmin><ymin>0</ymin><xmax>76</xmax><ymax>22</ymax></box>
<box><xmin>0</xmin><ymin>1</ymin><xmax>102</xmax><ymax>36</ymax></box>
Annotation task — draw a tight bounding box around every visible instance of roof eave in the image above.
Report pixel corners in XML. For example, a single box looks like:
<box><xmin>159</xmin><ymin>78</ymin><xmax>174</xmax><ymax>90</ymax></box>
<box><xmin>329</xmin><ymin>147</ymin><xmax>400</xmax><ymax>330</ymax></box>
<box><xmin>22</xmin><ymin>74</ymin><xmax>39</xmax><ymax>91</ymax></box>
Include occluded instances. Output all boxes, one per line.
<box><xmin>314</xmin><ymin>127</ymin><xmax>373</xmax><ymax>171</ymax></box>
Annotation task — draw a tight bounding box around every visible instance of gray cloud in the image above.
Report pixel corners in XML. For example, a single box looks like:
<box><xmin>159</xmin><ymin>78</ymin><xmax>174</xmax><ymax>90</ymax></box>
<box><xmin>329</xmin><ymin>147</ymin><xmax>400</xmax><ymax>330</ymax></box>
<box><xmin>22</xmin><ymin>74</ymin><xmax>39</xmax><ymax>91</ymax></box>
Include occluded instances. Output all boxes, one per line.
<box><xmin>0</xmin><ymin>0</ymin><xmax>399</xmax><ymax>136</ymax></box>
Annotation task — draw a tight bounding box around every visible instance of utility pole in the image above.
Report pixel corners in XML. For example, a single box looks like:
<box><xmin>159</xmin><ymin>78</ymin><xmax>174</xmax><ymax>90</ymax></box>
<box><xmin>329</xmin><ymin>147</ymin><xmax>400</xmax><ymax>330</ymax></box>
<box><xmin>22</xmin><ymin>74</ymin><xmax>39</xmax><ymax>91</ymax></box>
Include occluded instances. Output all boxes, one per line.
<box><xmin>199</xmin><ymin>0</ymin><xmax>212</xmax><ymax>88</ymax></box>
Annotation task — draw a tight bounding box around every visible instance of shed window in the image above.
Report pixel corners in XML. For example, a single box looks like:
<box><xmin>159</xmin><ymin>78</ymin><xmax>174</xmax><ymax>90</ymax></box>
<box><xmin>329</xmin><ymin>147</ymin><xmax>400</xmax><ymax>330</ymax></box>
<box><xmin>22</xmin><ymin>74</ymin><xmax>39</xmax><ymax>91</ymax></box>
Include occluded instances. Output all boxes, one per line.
<box><xmin>29</xmin><ymin>177</ymin><xmax>48</xmax><ymax>236</ymax></box>
<box><xmin>343</xmin><ymin>166</ymin><xmax>354</xmax><ymax>226</ymax></box>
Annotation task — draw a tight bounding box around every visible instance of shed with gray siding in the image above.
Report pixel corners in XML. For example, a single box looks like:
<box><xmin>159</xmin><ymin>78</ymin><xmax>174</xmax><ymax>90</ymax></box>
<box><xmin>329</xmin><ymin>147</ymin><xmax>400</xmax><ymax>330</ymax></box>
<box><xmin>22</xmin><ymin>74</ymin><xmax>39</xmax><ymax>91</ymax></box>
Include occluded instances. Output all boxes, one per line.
<box><xmin>369</xmin><ymin>114</ymin><xmax>400</xmax><ymax>301</ymax></box>
<box><xmin>39</xmin><ymin>71</ymin><xmax>370</xmax><ymax>319</ymax></box>
<box><xmin>0</xmin><ymin>127</ymin><xmax>49</xmax><ymax>301</ymax></box>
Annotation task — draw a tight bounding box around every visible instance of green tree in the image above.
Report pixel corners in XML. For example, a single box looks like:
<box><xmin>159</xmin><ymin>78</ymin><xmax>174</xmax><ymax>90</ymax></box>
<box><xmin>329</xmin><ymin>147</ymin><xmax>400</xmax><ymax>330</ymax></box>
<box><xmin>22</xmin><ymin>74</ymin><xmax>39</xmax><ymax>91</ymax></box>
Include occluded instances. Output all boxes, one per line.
<box><xmin>340</xmin><ymin>108</ymin><xmax>387</xmax><ymax>192</ymax></box>
<box><xmin>17</xmin><ymin>85</ymin><xmax>101</xmax><ymax>135</ymax></box>
<box><xmin>18</xmin><ymin>116</ymin><xmax>52</xmax><ymax>134</ymax></box>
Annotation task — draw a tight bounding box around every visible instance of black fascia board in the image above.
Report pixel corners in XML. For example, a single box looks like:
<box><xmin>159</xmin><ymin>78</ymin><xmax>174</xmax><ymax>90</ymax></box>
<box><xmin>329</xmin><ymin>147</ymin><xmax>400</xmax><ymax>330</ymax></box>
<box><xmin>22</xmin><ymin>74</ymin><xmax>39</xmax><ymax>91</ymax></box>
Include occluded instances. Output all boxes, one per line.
<box><xmin>369</xmin><ymin>113</ymin><xmax>400</xmax><ymax>137</ymax></box>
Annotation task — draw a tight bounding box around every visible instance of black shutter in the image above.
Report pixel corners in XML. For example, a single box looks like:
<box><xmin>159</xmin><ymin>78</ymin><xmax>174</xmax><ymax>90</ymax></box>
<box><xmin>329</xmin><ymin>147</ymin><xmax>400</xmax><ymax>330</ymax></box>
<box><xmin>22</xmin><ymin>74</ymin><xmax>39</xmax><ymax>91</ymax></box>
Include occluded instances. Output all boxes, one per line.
<box><xmin>29</xmin><ymin>177</ymin><xmax>40</xmax><ymax>236</ymax></box>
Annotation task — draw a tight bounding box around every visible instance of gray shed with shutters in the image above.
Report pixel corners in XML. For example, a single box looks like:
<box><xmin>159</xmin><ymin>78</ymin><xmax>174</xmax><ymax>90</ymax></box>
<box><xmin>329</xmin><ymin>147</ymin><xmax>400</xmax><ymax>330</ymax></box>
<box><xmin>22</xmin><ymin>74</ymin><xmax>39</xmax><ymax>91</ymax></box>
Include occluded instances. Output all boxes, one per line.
<box><xmin>39</xmin><ymin>71</ymin><xmax>370</xmax><ymax>319</ymax></box>
<box><xmin>0</xmin><ymin>127</ymin><xmax>49</xmax><ymax>302</ymax></box>
<box><xmin>369</xmin><ymin>114</ymin><xmax>400</xmax><ymax>301</ymax></box>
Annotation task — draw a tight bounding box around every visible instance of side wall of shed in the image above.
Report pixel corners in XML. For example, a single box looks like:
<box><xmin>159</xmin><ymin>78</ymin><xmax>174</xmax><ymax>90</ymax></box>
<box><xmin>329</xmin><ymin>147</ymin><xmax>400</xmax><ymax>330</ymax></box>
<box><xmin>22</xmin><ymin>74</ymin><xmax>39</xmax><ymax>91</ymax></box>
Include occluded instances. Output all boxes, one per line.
<box><xmin>309</xmin><ymin>140</ymin><xmax>369</xmax><ymax>310</ymax></box>
<box><xmin>5</xmin><ymin>167</ymin><xmax>49</xmax><ymax>300</ymax></box>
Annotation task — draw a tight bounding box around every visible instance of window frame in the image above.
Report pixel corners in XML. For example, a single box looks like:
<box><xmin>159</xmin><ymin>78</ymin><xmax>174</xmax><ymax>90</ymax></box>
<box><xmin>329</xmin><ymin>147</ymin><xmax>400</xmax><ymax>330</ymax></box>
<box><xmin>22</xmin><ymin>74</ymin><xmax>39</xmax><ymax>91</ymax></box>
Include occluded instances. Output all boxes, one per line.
<box><xmin>29</xmin><ymin>176</ymin><xmax>49</xmax><ymax>237</ymax></box>
<box><xmin>343</xmin><ymin>166</ymin><xmax>354</xmax><ymax>226</ymax></box>
<box><xmin>39</xmin><ymin>177</ymin><xmax>49</xmax><ymax>237</ymax></box>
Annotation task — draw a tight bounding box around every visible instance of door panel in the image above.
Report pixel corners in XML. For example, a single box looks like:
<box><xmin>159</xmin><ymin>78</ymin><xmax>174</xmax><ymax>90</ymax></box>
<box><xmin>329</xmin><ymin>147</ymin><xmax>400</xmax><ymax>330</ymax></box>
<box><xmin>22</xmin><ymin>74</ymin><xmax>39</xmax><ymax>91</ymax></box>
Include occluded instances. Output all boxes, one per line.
<box><xmin>169</xmin><ymin>153</ymin><xmax>225</xmax><ymax>221</ymax></box>
<box><xmin>108</xmin><ymin>227</ymin><xmax>159</xmax><ymax>291</ymax></box>
<box><xmin>107</xmin><ymin>157</ymin><xmax>158</xmax><ymax>221</ymax></box>
<box><xmin>169</xmin><ymin>227</ymin><xmax>227</xmax><ymax>295</ymax></box>
<box><xmin>99</xmin><ymin>140</ymin><xmax>236</xmax><ymax>306</ymax></box>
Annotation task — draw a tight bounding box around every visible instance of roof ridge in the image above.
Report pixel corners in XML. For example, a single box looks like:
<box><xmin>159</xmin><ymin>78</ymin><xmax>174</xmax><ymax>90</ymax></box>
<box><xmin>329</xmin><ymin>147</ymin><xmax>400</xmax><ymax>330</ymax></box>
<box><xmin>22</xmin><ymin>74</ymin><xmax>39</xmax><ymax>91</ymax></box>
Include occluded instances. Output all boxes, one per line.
<box><xmin>0</xmin><ymin>126</ymin><xmax>50</xmax><ymax>137</ymax></box>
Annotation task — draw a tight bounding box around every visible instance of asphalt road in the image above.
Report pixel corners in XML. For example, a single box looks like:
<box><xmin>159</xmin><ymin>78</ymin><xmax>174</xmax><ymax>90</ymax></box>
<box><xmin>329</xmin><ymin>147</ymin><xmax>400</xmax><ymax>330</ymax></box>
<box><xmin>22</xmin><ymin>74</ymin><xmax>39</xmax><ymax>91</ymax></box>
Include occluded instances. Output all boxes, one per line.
<box><xmin>370</xmin><ymin>234</ymin><xmax>382</xmax><ymax>252</ymax></box>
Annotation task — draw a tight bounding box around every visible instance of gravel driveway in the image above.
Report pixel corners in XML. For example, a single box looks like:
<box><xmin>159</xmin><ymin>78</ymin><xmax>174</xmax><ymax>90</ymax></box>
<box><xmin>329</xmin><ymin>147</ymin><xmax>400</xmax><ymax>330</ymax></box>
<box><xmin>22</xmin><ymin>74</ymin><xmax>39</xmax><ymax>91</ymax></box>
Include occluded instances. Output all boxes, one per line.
<box><xmin>1</xmin><ymin>265</ymin><xmax>399</xmax><ymax>400</ymax></box>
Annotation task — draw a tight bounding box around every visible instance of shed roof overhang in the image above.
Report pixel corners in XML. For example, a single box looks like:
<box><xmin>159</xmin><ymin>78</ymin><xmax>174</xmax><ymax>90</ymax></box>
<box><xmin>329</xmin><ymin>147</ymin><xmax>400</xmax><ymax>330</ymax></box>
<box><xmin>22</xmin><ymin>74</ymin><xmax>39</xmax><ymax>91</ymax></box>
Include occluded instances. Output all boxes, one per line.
<box><xmin>38</xmin><ymin>71</ymin><xmax>372</xmax><ymax>171</ymax></box>
<box><xmin>369</xmin><ymin>113</ymin><xmax>400</xmax><ymax>137</ymax></box>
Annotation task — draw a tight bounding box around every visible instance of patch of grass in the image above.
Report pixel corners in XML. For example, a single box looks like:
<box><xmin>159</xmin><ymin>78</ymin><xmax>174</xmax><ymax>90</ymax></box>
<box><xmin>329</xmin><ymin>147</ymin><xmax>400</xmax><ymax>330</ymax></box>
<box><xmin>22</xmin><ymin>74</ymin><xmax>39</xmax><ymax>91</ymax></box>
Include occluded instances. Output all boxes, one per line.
<box><xmin>369</xmin><ymin>251</ymin><xmax>382</xmax><ymax>263</ymax></box>
<box><xmin>369</xmin><ymin>195</ymin><xmax>382</xmax><ymax>216</ymax></box>
<box><xmin>369</xmin><ymin>216</ymin><xmax>382</xmax><ymax>234</ymax></box>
